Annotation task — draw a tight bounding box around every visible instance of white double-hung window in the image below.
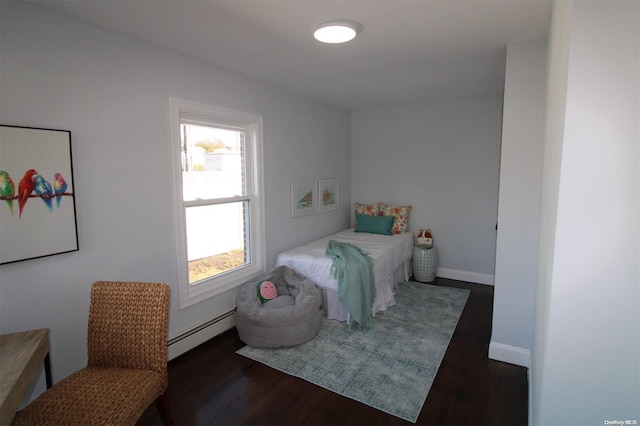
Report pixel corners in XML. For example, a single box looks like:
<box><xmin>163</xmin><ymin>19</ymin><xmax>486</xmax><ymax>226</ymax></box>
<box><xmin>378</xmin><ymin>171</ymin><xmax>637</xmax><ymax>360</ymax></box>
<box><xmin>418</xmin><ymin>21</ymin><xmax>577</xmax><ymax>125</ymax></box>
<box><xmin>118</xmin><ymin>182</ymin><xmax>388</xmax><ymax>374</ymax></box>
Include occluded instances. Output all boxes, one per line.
<box><xmin>170</xmin><ymin>98</ymin><xmax>264</xmax><ymax>308</ymax></box>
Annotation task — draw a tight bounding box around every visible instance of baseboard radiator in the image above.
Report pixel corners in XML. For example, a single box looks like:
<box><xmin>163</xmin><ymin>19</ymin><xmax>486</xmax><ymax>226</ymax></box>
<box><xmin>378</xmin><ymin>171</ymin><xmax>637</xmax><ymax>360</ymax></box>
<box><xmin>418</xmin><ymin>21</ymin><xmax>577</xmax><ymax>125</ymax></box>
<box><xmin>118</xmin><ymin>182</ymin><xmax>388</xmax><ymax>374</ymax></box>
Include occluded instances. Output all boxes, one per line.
<box><xmin>167</xmin><ymin>310</ymin><xmax>236</xmax><ymax>360</ymax></box>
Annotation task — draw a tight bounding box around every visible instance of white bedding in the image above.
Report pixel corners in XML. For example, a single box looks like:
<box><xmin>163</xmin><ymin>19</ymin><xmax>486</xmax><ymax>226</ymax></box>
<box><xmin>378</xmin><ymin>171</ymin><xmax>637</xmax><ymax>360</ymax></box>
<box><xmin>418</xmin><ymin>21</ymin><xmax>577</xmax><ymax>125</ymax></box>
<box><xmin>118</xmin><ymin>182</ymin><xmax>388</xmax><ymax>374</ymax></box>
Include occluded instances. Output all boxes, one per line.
<box><xmin>275</xmin><ymin>228</ymin><xmax>413</xmax><ymax>321</ymax></box>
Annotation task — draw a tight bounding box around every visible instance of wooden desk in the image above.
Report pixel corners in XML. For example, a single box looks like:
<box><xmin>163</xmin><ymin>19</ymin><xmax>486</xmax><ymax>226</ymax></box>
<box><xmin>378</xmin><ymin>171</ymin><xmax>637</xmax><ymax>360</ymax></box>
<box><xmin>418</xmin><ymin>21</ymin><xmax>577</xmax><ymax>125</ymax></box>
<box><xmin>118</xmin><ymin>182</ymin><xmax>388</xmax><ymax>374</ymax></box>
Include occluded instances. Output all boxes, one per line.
<box><xmin>0</xmin><ymin>329</ymin><xmax>52</xmax><ymax>425</ymax></box>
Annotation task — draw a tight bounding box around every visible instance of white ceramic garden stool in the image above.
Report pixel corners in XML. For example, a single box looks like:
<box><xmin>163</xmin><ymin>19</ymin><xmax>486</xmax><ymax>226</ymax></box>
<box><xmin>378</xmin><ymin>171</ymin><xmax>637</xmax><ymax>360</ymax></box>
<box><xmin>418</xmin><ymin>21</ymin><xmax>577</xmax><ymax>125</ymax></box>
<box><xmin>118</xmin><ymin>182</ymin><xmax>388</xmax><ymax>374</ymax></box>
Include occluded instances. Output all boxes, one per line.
<box><xmin>412</xmin><ymin>246</ymin><xmax>437</xmax><ymax>283</ymax></box>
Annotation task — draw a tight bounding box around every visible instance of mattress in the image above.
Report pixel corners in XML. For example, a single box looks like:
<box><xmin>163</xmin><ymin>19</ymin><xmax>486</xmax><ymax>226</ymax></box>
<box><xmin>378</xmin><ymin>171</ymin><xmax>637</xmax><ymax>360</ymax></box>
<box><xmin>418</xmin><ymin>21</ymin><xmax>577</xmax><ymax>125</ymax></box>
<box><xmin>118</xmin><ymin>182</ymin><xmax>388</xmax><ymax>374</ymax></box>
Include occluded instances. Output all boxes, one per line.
<box><xmin>276</xmin><ymin>228</ymin><xmax>414</xmax><ymax>321</ymax></box>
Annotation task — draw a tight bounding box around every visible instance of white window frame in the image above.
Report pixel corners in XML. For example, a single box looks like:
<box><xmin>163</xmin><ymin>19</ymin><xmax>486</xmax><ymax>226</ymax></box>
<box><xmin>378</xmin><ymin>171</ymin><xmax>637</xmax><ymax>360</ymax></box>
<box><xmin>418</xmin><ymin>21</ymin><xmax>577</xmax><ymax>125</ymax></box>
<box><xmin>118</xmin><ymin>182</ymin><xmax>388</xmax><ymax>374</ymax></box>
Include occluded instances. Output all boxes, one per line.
<box><xmin>169</xmin><ymin>97</ymin><xmax>265</xmax><ymax>309</ymax></box>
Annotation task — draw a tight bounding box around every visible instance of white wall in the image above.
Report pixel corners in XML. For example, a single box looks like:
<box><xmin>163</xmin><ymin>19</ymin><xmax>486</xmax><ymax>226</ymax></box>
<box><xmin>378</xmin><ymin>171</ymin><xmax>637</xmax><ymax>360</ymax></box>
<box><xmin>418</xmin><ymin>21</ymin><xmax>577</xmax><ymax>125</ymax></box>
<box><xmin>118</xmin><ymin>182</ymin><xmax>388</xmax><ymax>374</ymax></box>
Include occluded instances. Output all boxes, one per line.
<box><xmin>0</xmin><ymin>0</ymin><xmax>351</xmax><ymax>401</ymax></box>
<box><xmin>490</xmin><ymin>39</ymin><xmax>547</xmax><ymax>368</ymax></box>
<box><xmin>351</xmin><ymin>96</ymin><xmax>503</xmax><ymax>283</ymax></box>
<box><xmin>533</xmin><ymin>0</ymin><xmax>639</xmax><ymax>423</ymax></box>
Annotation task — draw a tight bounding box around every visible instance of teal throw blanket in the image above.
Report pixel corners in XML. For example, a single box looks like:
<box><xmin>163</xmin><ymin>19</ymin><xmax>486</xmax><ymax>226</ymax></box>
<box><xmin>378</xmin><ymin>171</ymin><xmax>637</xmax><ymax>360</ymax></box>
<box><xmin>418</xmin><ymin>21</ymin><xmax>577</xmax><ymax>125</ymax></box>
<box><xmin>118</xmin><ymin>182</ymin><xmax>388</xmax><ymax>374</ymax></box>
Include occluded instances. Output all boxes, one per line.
<box><xmin>326</xmin><ymin>240</ymin><xmax>376</xmax><ymax>329</ymax></box>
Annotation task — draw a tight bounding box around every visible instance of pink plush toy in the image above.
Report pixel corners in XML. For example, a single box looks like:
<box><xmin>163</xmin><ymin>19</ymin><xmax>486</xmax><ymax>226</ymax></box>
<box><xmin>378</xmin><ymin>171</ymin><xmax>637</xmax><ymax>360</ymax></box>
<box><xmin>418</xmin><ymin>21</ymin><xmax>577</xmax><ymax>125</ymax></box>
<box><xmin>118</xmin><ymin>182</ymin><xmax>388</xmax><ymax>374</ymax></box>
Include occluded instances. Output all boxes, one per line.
<box><xmin>257</xmin><ymin>280</ymin><xmax>277</xmax><ymax>303</ymax></box>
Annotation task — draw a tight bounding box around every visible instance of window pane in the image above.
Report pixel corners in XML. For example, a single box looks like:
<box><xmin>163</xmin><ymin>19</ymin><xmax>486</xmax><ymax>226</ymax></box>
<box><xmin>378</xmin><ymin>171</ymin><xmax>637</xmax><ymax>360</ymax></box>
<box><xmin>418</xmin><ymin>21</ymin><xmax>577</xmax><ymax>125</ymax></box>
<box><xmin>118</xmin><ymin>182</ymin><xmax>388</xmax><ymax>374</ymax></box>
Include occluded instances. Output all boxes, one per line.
<box><xmin>181</xmin><ymin>123</ymin><xmax>244</xmax><ymax>201</ymax></box>
<box><xmin>185</xmin><ymin>202</ymin><xmax>248</xmax><ymax>284</ymax></box>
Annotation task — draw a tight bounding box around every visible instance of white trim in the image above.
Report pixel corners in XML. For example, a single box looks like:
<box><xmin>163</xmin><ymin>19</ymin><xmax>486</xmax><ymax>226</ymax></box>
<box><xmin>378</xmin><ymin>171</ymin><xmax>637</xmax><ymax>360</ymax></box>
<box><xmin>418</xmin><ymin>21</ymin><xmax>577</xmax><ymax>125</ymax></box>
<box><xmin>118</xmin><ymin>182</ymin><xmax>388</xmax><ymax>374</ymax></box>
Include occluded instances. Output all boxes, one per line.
<box><xmin>436</xmin><ymin>267</ymin><xmax>495</xmax><ymax>285</ymax></box>
<box><xmin>167</xmin><ymin>311</ymin><xmax>236</xmax><ymax>360</ymax></box>
<box><xmin>169</xmin><ymin>97</ymin><xmax>265</xmax><ymax>309</ymax></box>
<box><xmin>489</xmin><ymin>341</ymin><xmax>531</xmax><ymax>368</ymax></box>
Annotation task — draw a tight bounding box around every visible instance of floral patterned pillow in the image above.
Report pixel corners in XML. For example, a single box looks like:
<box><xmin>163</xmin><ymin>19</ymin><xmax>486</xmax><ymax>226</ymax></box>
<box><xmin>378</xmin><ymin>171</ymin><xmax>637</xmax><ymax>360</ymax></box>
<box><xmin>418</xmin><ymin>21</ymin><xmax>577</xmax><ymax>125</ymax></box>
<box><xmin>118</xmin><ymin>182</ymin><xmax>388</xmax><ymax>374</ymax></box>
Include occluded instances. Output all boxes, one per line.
<box><xmin>378</xmin><ymin>203</ymin><xmax>412</xmax><ymax>234</ymax></box>
<box><xmin>354</xmin><ymin>202</ymin><xmax>379</xmax><ymax>228</ymax></box>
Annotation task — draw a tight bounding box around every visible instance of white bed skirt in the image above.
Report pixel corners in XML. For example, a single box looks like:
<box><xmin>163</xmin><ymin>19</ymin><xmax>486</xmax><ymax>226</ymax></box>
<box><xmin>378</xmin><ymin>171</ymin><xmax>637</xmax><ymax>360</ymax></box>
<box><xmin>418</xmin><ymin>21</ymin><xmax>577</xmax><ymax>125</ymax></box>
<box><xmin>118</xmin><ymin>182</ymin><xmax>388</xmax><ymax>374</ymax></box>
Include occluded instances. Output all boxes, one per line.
<box><xmin>319</xmin><ymin>259</ymin><xmax>412</xmax><ymax>322</ymax></box>
<box><xmin>276</xmin><ymin>229</ymin><xmax>414</xmax><ymax>323</ymax></box>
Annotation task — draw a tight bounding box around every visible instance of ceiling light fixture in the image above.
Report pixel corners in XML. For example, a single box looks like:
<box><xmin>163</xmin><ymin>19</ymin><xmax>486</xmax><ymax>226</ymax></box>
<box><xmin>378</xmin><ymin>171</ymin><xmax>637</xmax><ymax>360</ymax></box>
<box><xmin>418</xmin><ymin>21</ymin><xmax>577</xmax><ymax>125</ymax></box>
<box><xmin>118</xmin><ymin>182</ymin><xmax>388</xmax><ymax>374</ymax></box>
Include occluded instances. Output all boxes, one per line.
<box><xmin>313</xmin><ymin>20</ymin><xmax>361</xmax><ymax>44</ymax></box>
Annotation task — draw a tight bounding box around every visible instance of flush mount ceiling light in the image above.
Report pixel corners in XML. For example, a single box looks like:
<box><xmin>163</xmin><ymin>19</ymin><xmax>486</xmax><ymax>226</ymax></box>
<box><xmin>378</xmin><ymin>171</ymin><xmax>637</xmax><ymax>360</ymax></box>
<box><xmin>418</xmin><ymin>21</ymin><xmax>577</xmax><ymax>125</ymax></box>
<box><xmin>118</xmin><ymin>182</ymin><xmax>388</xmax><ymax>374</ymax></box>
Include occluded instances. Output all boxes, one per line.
<box><xmin>313</xmin><ymin>20</ymin><xmax>362</xmax><ymax>44</ymax></box>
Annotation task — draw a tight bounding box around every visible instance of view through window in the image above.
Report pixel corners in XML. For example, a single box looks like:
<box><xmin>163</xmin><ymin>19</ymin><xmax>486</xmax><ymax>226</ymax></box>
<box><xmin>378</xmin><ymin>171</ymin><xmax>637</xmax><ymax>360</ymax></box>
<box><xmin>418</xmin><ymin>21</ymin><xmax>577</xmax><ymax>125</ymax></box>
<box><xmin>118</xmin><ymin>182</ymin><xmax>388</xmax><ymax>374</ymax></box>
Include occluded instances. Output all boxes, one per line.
<box><xmin>170</xmin><ymin>98</ymin><xmax>264</xmax><ymax>308</ymax></box>
<box><xmin>180</xmin><ymin>123</ymin><xmax>249</xmax><ymax>284</ymax></box>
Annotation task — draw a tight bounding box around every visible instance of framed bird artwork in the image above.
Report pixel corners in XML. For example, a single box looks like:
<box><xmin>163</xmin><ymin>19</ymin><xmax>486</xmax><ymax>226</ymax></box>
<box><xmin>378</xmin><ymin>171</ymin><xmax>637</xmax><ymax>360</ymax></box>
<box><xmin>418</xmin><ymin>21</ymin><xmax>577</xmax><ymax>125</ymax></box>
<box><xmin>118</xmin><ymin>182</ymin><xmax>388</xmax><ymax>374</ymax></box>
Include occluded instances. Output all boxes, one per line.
<box><xmin>0</xmin><ymin>125</ymin><xmax>78</xmax><ymax>264</ymax></box>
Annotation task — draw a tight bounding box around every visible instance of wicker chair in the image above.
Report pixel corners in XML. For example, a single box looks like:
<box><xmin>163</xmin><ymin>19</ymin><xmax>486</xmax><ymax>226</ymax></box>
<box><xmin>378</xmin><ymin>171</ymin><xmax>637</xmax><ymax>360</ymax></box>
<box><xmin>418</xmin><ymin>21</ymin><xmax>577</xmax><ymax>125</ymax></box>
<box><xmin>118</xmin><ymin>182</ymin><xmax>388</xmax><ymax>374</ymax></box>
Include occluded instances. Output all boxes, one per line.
<box><xmin>13</xmin><ymin>281</ymin><xmax>173</xmax><ymax>426</ymax></box>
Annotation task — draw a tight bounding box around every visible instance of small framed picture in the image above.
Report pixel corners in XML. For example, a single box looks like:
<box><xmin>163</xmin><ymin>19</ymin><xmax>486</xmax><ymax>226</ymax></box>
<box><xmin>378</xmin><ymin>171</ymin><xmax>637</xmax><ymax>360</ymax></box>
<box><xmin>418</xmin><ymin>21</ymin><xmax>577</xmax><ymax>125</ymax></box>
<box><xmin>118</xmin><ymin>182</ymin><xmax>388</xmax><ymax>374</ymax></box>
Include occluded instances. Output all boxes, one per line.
<box><xmin>318</xmin><ymin>179</ymin><xmax>338</xmax><ymax>212</ymax></box>
<box><xmin>291</xmin><ymin>180</ymin><xmax>316</xmax><ymax>217</ymax></box>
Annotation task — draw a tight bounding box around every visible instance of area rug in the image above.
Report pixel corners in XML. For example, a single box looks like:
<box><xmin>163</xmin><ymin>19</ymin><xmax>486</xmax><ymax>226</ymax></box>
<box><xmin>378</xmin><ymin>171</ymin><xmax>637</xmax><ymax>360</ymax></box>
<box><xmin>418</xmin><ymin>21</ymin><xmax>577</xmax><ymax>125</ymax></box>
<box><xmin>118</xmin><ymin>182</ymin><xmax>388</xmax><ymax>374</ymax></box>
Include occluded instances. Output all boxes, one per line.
<box><xmin>236</xmin><ymin>281</ymin><xmax>469</xmax><ymax>423</ymax></box>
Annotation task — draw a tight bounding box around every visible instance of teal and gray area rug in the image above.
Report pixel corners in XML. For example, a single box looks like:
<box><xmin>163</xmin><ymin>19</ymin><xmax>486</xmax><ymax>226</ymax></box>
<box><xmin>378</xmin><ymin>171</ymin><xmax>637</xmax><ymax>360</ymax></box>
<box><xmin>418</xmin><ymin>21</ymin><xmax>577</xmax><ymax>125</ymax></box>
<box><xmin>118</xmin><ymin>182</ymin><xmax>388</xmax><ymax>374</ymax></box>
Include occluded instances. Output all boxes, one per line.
<box><xmin>236</xmin><ymin>281</ymin><xmax>469</xmax><ymax>423</ymax></box>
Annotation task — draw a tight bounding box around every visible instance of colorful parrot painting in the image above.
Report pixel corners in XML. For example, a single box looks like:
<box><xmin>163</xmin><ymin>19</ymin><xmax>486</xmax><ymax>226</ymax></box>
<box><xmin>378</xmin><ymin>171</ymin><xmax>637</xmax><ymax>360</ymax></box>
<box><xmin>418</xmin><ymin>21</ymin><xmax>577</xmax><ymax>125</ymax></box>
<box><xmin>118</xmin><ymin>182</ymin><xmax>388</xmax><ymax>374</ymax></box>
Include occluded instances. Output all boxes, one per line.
<box><xmin>33</xmin><ymin>174</ymin><xmax>54</xmax><ymax>213</ymax></box>
<box><xmin>53</xmin><ymin>173</ymin><xmax>68</xmax><ymax>209</ymax></box>
<box><xmin>18</xmin><ymin>169</ymin><xmax>38</xmax><ymax>218</ymax></box>
<box><xmin>0</xmin><ymin>171</ymin><xmax>15</xmax><ymax>215</ymax></box>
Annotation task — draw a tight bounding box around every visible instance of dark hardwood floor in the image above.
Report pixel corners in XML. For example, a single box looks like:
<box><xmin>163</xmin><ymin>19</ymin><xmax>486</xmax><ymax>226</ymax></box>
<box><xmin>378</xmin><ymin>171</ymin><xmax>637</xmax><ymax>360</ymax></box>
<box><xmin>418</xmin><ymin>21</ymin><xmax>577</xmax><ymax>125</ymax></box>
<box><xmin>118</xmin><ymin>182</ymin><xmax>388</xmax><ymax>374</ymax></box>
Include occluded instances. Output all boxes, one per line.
<box><xmin>139</xmin><ymin>278</ymin><xmax>528</xmax><ymax>425</ymax></box>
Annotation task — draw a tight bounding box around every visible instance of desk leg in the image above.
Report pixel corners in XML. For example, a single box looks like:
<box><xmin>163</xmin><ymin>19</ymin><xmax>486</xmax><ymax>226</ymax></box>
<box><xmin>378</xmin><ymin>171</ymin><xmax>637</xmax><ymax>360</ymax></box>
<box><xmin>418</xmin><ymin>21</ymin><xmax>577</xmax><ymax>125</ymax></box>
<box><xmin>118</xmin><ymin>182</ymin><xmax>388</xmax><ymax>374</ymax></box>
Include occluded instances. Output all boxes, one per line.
<box><xmin>44</xmin><ymin>353</ymin><xmax>52</xmax><ymax>389</ymax></box>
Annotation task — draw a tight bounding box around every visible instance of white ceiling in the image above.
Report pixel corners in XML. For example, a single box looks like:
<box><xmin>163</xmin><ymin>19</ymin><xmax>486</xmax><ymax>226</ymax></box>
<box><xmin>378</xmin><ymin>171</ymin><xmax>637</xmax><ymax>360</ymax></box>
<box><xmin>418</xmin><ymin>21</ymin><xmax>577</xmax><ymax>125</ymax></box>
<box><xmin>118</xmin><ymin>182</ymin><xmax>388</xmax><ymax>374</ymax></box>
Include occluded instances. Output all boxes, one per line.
<box><xmin>25</xmin><ymin>0</ymin><xmax>552</xmax><ymax>110</ymax></box>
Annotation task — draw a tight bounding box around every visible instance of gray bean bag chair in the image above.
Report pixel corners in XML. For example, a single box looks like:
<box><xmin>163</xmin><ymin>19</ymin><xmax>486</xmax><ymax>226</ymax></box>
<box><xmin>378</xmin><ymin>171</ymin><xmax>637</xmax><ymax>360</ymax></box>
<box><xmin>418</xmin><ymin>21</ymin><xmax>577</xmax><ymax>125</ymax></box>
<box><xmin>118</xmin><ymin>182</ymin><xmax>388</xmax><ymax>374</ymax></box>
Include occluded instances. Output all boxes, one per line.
<box><xmin>236</xmin><ymin>265</ymin><xmax>324</xmax><ymax>348</ymax></box>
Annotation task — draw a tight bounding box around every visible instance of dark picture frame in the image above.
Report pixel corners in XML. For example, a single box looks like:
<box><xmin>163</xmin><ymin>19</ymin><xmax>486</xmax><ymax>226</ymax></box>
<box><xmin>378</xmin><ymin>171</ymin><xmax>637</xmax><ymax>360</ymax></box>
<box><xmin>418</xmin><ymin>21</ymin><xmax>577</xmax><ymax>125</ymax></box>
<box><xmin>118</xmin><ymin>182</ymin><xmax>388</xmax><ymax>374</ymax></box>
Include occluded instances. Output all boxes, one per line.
<box><xmin>0</xmin><ymin>125</ymin><xmax>79</xmax><ymax>264</ymax></box>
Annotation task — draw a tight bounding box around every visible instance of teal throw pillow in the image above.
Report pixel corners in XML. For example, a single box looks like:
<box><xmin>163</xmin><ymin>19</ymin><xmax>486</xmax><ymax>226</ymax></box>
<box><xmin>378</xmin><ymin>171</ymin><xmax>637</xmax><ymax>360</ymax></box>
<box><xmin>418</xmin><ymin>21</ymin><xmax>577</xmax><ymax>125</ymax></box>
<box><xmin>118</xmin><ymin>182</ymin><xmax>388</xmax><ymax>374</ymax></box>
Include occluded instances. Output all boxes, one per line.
<box><xmin>355</xmin><ymin>214</ymin><xmax>394</xmax><ymax>235</ymax></box>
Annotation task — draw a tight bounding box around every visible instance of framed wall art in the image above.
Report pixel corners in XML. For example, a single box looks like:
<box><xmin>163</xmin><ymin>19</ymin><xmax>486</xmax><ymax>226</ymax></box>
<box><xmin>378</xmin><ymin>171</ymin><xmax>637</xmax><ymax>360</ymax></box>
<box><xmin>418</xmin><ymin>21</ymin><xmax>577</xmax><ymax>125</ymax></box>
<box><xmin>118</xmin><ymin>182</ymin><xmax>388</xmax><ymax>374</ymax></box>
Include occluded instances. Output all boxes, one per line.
<box><xmin>290</xmin><ymin>180</ymin><xmax>316</xmax><ymax>217</ymax></box>
<box><xmin>0</xmin><ymin>125</ymin><xmax>79</xmax><ymax>264</ymax></box>
<box><xmin>318</xmin><ymin>179</ymin><xmax>339</xmax><ymax>212</ymax></box>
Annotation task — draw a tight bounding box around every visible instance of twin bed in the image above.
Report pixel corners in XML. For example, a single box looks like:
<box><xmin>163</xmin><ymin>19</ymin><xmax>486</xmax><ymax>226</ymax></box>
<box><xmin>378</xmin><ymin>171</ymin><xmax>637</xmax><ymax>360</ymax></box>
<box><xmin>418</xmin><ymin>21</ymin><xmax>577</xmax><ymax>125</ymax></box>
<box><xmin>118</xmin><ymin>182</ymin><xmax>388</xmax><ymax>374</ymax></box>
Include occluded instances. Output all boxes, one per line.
<box><xmin>276</xmin><ymin>228</ymin><xmax>413</xmax><ymax>322</ymax></box>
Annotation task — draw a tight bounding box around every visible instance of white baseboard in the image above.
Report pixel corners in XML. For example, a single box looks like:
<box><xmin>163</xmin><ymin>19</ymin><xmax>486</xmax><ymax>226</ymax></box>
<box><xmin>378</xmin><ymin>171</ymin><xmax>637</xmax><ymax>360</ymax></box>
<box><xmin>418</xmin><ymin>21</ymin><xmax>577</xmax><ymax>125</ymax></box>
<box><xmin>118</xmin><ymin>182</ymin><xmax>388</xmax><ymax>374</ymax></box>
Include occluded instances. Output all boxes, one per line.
<box><xmin>167</xmin><ymin>310</ymin><xmax>236</xmax><ymax>360</ymax></box>
<box><xmin>489</xmin><ymin>341</ymin><xmax>531</xmax><ymax>368</ymax></box>
<box><xmin>436</xmin><ymin>268</ymin><xmax>495</xmax><ymax>285</ymax></box>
